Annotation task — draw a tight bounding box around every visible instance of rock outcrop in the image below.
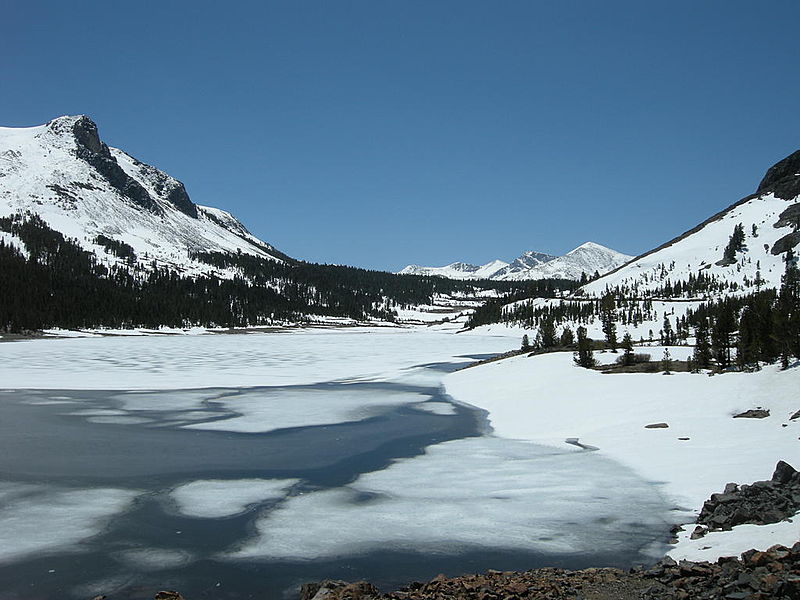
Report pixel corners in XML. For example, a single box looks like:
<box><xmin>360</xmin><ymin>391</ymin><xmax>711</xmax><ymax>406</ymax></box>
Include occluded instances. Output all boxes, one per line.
<box><xmin>697</xmin><ymin>461</ymin><xmax>800</xmax><ymax>530</ymax></box>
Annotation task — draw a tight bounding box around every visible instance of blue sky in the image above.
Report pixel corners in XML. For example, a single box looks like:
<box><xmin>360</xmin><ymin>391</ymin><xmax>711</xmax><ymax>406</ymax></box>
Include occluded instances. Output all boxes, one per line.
<box><xmin>4</xmin><ymin>1</ymin><xmax>800</xmax><ymax>271</ymax></box>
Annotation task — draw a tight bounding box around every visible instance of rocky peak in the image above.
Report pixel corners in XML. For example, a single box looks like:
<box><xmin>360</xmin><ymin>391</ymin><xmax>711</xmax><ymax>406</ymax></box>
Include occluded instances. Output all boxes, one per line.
<box><xmin>757</xmin><ymin>149</ymin><xmax>800</xmax><ymax>200</ymax></box>
<box><xmin>70</xmin><ymin>115</ymin><xmax>109</xmax><ymax>157</ymax></box>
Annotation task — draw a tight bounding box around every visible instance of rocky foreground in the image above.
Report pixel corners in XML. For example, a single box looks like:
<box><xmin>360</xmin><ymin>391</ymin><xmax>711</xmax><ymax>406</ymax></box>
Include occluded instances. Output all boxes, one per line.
<box><xmin>299</xmin><ymin>544</ymin><xmax>799</xmax><ymax>600</ymax></box>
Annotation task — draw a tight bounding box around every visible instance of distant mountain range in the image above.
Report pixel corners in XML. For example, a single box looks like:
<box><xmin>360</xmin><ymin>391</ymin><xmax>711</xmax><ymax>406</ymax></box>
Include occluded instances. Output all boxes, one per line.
<box><xmin>399</xmin><ymin>242</ymin><xmax>633</xmax><ymax>281</ymax></box>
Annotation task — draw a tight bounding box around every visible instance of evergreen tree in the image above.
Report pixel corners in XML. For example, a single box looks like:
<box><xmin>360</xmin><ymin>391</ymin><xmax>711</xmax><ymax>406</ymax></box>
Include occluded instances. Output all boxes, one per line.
<box><xmin>620</xmin><ymin>332</ymin><xmax>634</xmax><ymax>366</ymax></box>
<box><xmin>574</xmin><ymin>326</ymin><xmax>595</xmax><ymax>368</ymax></box>
<box><xmin>693</xmin><ymin>320</ymin><xmax>712</xmax><ymax>368</ymax></box>
<box><xmin>662</xmin><ymin>316</ymin><xmax>675</xmax><ymax>346</ymax></box>
<box><xmin>661</xmin><ymin>348</ymin><xmax>672</xmax><ymax>374</ymax></box>
<box><xmin>537</xmin><ymin>318</ymin><xmax>557</xmax><ymax>349</ymax></box>
<box><xmin>711</xmin><ymin>304</ymin><xmax>736</xmax><ymax>369</ymax></box>
<box><xmin>560</xmin><ymin>326</ymin><xmax>575</xmax><ymax>347</ymax></box>
<box><xmin>600</xmin><ymin>293</ymin><xmax>618</xmax><ymax>351</ymax></box>
<box><xmin>774</xmin><ymin>248</ymin><xmax>800</xmax><ymax>368</ymax></box>
<box><xmin>721</xmin><ymin>223</ymin><xmax>746</xmax><ymax>263</ymax></box>
<box><xmin>521</xmin><ymin>334</ymin><xmax>531</xmax><ymax>352</ymax></box>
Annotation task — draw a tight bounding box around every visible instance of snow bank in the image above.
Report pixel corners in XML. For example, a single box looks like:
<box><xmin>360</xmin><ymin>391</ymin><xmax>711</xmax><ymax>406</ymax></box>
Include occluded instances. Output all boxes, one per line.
<box><xmin>669</xmin><ymin>515</ymin><xmax>800</xmax><ymax>562</ymax></box>
<box><xmin>445</xmin><ymin>352</ymin><xmax>800</xmax><ymax>514</ymax></box>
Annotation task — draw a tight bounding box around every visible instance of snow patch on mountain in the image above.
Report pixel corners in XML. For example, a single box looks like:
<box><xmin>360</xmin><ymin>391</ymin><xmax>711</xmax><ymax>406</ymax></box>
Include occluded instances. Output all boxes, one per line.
<box><xmin>0</xmin><ymin>115</ymin><xmax>287</xmax><ymax>277</ymax></box>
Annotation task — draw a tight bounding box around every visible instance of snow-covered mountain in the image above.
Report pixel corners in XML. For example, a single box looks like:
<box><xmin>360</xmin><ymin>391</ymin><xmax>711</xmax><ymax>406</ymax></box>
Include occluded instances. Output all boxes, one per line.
<box><xmin>0</xmin><ymin>115</ymin><xmax>288</xmax><ymax>277</ymax></box>
<box><xmin>495</xmin><ymin>242</ymin><xmax>632</xmax><ymax>281</ymax></box>
<box><xmin>399</xmin><ymin>243</ymin><xmax>631</xmax><ymax>282</ymax></box>
<box><xmin>581</xmin><ymin>149</ymin><xmax>800</xmax><ymax>298</ymax></box>
<box><xmin>399</xmin><ymin>259</ymin><xmax>510</xmax><ymax>280</ymax></box>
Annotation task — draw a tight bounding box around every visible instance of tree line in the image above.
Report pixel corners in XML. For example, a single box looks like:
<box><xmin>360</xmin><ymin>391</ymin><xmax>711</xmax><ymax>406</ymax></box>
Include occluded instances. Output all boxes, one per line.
<box><xmin>0</xmin><ymin>212</ymin><xmax>538</xmax><ymax>332</ymax></box>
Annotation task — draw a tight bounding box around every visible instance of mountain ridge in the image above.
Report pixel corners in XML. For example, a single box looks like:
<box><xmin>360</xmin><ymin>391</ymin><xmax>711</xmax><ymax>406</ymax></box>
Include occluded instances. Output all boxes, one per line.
<box><xmin>0</xmin><ymin>115</ymin><xmax>288</xmax><ymax>278</ymax></box>
<box><xmin>400</xmin><ymin>242</ymin><xmax>631</xmax><ymax>282</ymax></box>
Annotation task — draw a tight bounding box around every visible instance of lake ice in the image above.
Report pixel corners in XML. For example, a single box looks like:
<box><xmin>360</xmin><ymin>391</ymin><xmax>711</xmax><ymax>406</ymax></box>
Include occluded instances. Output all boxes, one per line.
<box><xmin>0</xmin><ymin>329</ymin><xmax>673</xmax><ymax>599</ymax></box>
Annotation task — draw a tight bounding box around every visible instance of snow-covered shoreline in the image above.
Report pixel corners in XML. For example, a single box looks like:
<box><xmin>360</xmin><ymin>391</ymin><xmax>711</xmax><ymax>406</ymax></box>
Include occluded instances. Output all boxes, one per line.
<box><xmin>444</xmin><ymin>348</ymin><xmax>800</xmax><ymax>561</ymax></box>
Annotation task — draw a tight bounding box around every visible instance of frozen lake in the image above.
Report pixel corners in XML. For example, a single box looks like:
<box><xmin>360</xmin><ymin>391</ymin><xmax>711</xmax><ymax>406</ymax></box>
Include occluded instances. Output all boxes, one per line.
<box><xmin>0</xmin><ymin>329</ymin><xmax>673</xmax><ymax>599</ymax></box>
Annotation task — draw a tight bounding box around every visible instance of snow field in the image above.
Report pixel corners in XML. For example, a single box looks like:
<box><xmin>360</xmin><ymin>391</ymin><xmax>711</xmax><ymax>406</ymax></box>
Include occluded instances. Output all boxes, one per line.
<box><xmin>444</xmin><ymin>351</ymin><xmax>800</xmax><ymax>560</ymax></box>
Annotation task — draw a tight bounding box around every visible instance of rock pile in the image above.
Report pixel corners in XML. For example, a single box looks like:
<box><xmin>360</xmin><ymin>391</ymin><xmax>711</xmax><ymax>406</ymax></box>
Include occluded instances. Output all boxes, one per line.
<box><xmin>298</xmin><ymin>545</ymin><xmax>800</xmax><ymax>600</ymax></box>
<box><xmin>696</xmin><ymin>461</ymin><xmax>800</xmax><ymax>530</ymax></box>
<box><xmin>643</xmin><ymin>543</ymin><xmax>800</xmax><ymax>599</ymax></box>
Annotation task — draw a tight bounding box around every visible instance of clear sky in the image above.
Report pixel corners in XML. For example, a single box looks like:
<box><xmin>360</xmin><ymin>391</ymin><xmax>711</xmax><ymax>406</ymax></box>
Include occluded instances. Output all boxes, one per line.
<box><xmin>4</xmin><ymin>1</ymin><xmax>800</xmax><ymax>271</ymax></box>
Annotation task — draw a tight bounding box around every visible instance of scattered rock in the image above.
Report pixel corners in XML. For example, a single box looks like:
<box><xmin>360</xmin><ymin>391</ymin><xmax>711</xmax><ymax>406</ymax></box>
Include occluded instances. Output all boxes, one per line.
<box><xmin>678</xmin><ymin>437</ymin><xmax>690</xmax><ymax>441</ymax></box>
<box><xmin>733</xmin><ymin>409</ymin><xmax>770</xmax><ymax>419</ymax></box>
<box><xmin>645</xmin><ymin>422</ymin><xmax>669</xmax><ymax>429</ymax></box>
<box><xmin>790</xmin><ymin>409</ymin><xmax>800</xmax><ymax>421</ymax></box>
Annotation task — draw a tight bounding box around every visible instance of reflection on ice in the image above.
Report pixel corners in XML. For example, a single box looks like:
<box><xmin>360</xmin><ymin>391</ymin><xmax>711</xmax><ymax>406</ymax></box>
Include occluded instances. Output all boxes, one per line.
<box><xmin>171</xmin><ymin>479</ymin><xmax>299</xmax><ymax>518</ymax></box>
<box><xmin>0</xmin><ymin>485</ymin><xmax>138</xmax><ymax>562</ymax></box>
<box><xmin>232</xmin><ymin>437</ymin><xmax>670</xmax><ymax>561</ymax></box>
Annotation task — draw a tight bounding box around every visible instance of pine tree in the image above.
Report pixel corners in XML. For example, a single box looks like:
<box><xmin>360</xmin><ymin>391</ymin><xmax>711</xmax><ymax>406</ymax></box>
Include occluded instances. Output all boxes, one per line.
<box><xmin>693</xmin><ymin>320</ymin><xmax>712</xmax><ymax>368</ymax></box>
<box><xmin>661</xmin><ymin>348</ymin><xmax>672</xmax><ymax>374</ymax></box>
<box><xmin>711</xmin><ymin>304</ymin><xmax>736</xmax><ymax>369</ymax></box>
<box><xmin>537</xmin><ymin>318</ymin><xmax>557</xmax><ymax>349</ymax></box>
<box><xmin>662</xmin><ymin>316</ymin><xmax>674</xmax><ymax>346</ymax></box>
<box><xmin>521</xmin><ymin>334</ymin><xmax>531</xmax><ymax>352</ymax></box>
<box><xmin>560</xmin><ymin>326</ymin><xmax>574</xmax><ymax>347</ymax></box>
<box><xmin>574</xmin><ymin>326</ymin><xmax>595</xmax><ymax>368</ymax></box>
<box><xmin>721</xmin><ymin>223</ymin><xmax>746</xmax><ymax>264</ymax></box>
<box><xmin>600</xmin><ymin>293</ymin><xmax>618</xmax><ymax>351</ymax></box>
<box><xmin>620</xmin><ymin>332</ymin><xmax>634</xmax><ymax>366</ymax></box>
<box><xmin>774</xmin><ymin>248</ymin><xmax>800</xmax><ymax>367</ymax></box>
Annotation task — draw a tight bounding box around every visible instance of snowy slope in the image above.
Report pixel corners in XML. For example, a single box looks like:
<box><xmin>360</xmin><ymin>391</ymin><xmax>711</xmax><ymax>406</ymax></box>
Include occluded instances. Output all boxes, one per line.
<box><xmin>399</xmin><ymin>243</ymin><xmax>630</xmax><ymax>282</ymax></box>
<box><xmin>0</xmin><ymin>115</ymin><xmax>287</xmax><ymax>276</ymax></box>
<box><xmin>582</xmin><ymin>150</ymin><xmax>800</xmax><ymax>298</ymax></box>
<box><xmin>445</xmin><ymin>350</ymin><xmax>800</xmax><ymax>561</ymax></box>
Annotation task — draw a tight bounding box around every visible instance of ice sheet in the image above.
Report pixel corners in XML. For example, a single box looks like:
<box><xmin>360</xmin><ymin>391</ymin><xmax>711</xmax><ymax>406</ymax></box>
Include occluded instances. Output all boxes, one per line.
<box><xmin>182</xmin><ymin>388</ymin><xmax>427</xmax><ymax>433</ymax></box>
<box><xmin>0</xmin><ymin>329</ymin><xmax>517</xmax><ymax>390</ymax></box>
<box><xmin>171</xmin><ymin>479</ymin><xmax>299</xmax><ymax>518</ymax></box>
<box><xmin>0</xmin><ymin>485</ymin><xmax>138</xmax><ymax>563</ymax></box>
<box><xmin>231</xmin><ymin>437</ymin><xmax>670</xmax><ymax>560</ymax></box>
